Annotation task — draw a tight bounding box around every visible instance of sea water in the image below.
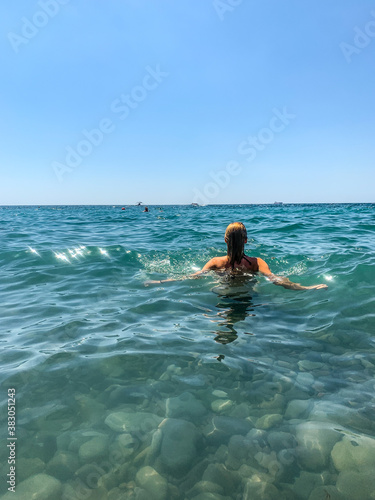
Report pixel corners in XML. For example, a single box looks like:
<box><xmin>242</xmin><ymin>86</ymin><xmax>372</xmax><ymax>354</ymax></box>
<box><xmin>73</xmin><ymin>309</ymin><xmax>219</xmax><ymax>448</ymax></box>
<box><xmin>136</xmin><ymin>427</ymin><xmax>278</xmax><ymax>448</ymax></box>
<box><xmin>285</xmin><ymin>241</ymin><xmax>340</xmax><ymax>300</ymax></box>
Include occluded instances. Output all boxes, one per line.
<box><xmin>0</xmin><ymin>204</ymin><xmax>374</xmax><ymax>500</ymax></box>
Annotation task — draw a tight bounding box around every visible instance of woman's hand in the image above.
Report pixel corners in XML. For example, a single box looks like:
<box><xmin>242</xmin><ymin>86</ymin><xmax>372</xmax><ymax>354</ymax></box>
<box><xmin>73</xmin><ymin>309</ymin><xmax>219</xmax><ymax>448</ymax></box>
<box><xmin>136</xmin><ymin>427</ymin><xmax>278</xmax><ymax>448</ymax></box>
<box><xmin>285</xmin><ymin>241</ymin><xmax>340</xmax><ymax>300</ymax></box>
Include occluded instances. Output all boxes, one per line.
<box><xmin>303</xmin><ymin>283</ymin><xmax>328</xmax><ymax>290</ymax></box>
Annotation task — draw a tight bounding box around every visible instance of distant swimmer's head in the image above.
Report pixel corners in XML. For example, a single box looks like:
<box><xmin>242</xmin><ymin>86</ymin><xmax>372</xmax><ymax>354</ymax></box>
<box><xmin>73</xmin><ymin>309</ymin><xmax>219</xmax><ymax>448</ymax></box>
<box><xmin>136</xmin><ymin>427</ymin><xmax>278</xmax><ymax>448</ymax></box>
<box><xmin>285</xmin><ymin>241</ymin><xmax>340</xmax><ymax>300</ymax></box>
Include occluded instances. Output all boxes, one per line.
<box><xmin>224</xmin><ymin>222</ymin><xmax>247</xmax><ymax>269</ymax></box>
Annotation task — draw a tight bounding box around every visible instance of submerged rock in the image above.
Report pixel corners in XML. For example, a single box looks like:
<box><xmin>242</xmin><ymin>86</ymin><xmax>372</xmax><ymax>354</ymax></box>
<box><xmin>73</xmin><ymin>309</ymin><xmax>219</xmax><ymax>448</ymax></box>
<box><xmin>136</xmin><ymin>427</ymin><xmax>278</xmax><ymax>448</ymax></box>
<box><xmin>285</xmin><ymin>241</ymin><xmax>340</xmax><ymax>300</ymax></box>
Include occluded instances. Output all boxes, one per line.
<box><xmin>255</xmin><ymin>413</ymin><xmax>283</xmax><ymax>430</ymax></box>
<box><xmin>331</xmin><ymin>434</ymin><xmax>375</xmax><ymax>472</ymax></box>
<box><xmin>285</xmin><ymin>399</ymin><xmax>312</xmax><ymax>420</ymax></box>
<box><xmin>308</xmin><ymin>485</ymin><xmax>344</xmax><ymax>500</ymax></box>
<box><xmin>166</xmin><ymin>392</ymin><xmax>206</xmax><ymax>422</ymax></box>
<box><xmin>296</xmin><ymin>372</ymin><xmax>314</xmax><ymax>391</ymax></box>
<box><xmin>46</xmin><ymin>450</ymin><xmax>79</xmax><ymax>480</ymax></box>
<box><xmin>212</xmin><ymin>390</ymin><xmax>228</xmax><ymax>398</ymax></box>
<box><xmin>243</xmin><ymin>478</ymin><xmax>280</xmax><ymax>500</ymax></box>
<box><xmin>78</xmin><ymin>435</ymin><xmax>109</xmax><ymax>463</ymax></box>
<box><xmin>293</xmin><ymin>471</ymin><xmax>327</xmax><ymax>500</ymax></box>
<box><xmin>159</xmin><ymin>418</ymin><xmax>201</xmax><ymax>475</ymax></box>
<box><xmin>295</xmin><ymin>422</ymin><xmax>341</xmax><ymax>471</ymax></box>
<box><xmin>211</xmin><ymin>399</ymin><xmax>234</xmax><ymax>414</ymax></box>
<box><xmin>0</xmin><ymin>473</ymin><xmax>61</xmax><ymax>500</ymax></box>
<box><xmin>267</xmin><ymin>431</ymin><xmax>296</xmax><ymax>451</ymax></box>
<box><xmin>254</xmin><ymin>451</ymin><xmax>282</xmax><ymax>478</ymax></box>
<box><xmin>16</xmin><ymin>457</ymin><xmax>45</xmax><ymax>483</ymax></box>
<box><xmin>173</xmin><ymin>374</ymin><xmax>207</xmax><ymax>387</ymax></box>
<box><xmin>202</xmin><ymin>463</ymin><xmax>241</xmax><ymax>496</ymax></box>
<box><xmin>259</xmin><ymin>393</ymin><xmax>286</xmax><ymax>412</ymax></box>
<box><xmin>190</xmin><ymin>494</ymin><xmax>227</xmax><ymax>500</ymax></box>
<box><xmin>203</xmin><ymin>416</ymin><xmax>252</xmax><ymax>445</ymax></box>
<box><xmin>135</xmin><ymin>466</ymin><xmax>168</xmax><ymax>500</ymax></box>
<box><xmin>336</xmin><ymin>468</ymin><xmax>375</xmax><ymax>499</ymax></box>
<box><xmin>298</xmin><ymin>360</ymin><xmax>324</xmax><ymax>371</ymax></box>
<box><xmin>115</xmin><ymin>432</ymin><xmax>137</xmax><ymax>459</ymax></box>
<box><xmin>105</xmin><ymin>411</ymin><xmax>162</xmax><ymax>434</ymax></box>
<box><xmin>108</xmin><ymin>384</ymin><xmax>150</xmax><ymax>406</ymax></box>
<box><xmin>188</xmin><ymin>480</ymin><xmax>225</xmax><ymax>497</ymax></box>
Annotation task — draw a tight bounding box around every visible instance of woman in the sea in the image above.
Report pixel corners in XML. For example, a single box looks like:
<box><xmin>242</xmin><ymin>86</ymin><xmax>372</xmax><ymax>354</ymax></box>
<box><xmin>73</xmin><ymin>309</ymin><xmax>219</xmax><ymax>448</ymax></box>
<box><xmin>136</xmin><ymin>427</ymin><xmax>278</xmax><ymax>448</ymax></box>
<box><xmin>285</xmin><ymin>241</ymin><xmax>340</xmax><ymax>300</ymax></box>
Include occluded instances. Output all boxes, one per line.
<box><xmin>147</xmin><ymin>222</ymin><xmax>327</xmax><ymax>290</ymax></box>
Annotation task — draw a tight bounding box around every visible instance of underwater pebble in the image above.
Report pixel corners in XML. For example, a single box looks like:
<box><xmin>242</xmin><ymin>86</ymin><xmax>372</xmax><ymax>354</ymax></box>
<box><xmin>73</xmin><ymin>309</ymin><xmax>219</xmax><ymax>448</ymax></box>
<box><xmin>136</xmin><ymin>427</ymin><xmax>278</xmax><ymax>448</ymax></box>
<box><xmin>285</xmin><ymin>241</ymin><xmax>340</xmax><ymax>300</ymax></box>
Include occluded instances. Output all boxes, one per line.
<box><xmin>188</xmin><ymin>480</ymin><xmax>224</xmax><ymax>496</ymax></box>
<box><xmin>211</xmin><ymin>399</ymin><xmax>234</xmax><ymax>414</ymax></box>
<box><xmin>259</xmin><ymin>393</ymin><xmax>285</xmax><ymax>411</ymax></box>
<box><xmin>293</xmin><ymin>470</ymin><xmax>326</xmax><ymax>500</ymax></box>
<box><xmin>298</xmin><ymin>360</ymin><xmax>324</xmax><ymax>371</ymax></box>
<box><xmin>229</xmin><ymin>402</ymin><xmax>251</xmax><ymax>418</ymax></box>
<box><xmin>212</xmin><ymin>390</ymin><xmax>228</xmax><ymax>398</ymax></box>
<box><xmin>254</xmin><ymin>451</ymin><xmax>282</xmax><ymax>477</ymax></box>
<box><xmin>46</xmin><ymin>450</ymin><xmax>79</xmax><ymax>480</ymax></box>
<box><xmin>228</xmin><ymin>434</ymin><xmax>249</xmax><ymax>461</ymax></box>
<box><xmin>190</xmin><ymin>493</ymin><xmax>226</xmax><ymax>500</ymax></box>
<box><xmin>115</xmin><ymin>432</ymin><xmax>137</xmax><ymax>459</ymax></box>
<box><xmin>296</xmin><ymin>372</ymin><xmax>314</xmax><ymax>390</ymax></box>
<box><xmin>166</xmin><ymin>391</ymin><xmax>206</xmax><ymax>422</ymax></box>
<box><xmin>159</xmin><ymin>363</ymin><xmax>182</xmax><ymax>381</ymax></box>
<box><xmin>146</xmin><ymin>428</ymin><xmax>163</xmax><ymax>463</ymax></box>
<box><xmin>97</xmin><ymin>462</ymin><xmax>129</xmax><ymax>491</ymax></box>
<box><xmin>295</xmin><ymin>422</ymin><xmax>341</xmax><ymax>471</ymax></box>
<box><xmin>174</xmin><ymin>374</ymin><xmax>207</xmax><ymax>387</ymax></box>
<box><xmin>63</xmin><ymin>482</ymin><xmax>107</xmax><ymax>500</ymax></box>
<box><xmin>285</xmin><ymin>399</ymin><xmax>312</xmax><ymax>420</ymax></box>
<box><xmin>238</xmin><ymin>464</ymin><xmax>259</xmax><ymax>478</ymax></box>
<box><xmin>202</xmin><ymin>463</ymin><xmax>241</xmax><ymax>496</ymax></box>
<box><xmin>135</xmin><ymin>466</ymin><xmax>168</xmax><ymax>500</ymax></box>
<box><xmin>308</xmin><ymin>485</ymin><xmax>344</xmax><ymax>500</ymax></box>
<box><xmin>78</xmin><ymin>435</ymin><xmax>109</xmax><ymax>463</ymax></box>
<box><xmin>243</xmin><ymin>477</ymin><xmax>280</xmax><ymax>500</ymax></box>
<box><xmin>203</xmin><ymin>416</ymin><xmax>252</xmax><ymax>445</ymax></box>
<box><xmin>0</xmin><ymin>473</ymin><xmax>61</xmax><ymax>500</ymax></box>
<box><xmin>159</xmin><ymin>418</ymin><xmax>201</xmax><ymax>475</ymax></box>
<box><xmin>108</xmin><ymin>384</ymin><xmax>150</xmax><ymax>406</ymax></box>
<box><xmin>58</xmin><ymin>429</ymin><xmax>105</xmax><ymax>454</ymax></box>
<box><xmin>331</xmin><ymin>434</ymin><xmax>375</xmax><ymax>472</ymax></box>
<box><xmin>246</xmin><ymin>428</ymin><xmax>269</xmax><ymax>450</ymax></box>
<box><xmin>105</xmin><ymin>411</ymin><xmax>162</xmax><ymax>434</ymax></box>
<box><xmin>15</xmin><ymin>457</ymin><xmax>45</xmax><ymax>483</ymax></box>
<box><xmin>267</xmin><ymin>431</ymin><xmax>296</xmax><ymax>451</ymax></box>
<box><xmin>336</xmin><ymin>468</ymin><xmax>375</xmax><ymax>499</ymax></box>
<box><xmin>255</xmin><ymin>413</ymin><xmax>283</xmax><ymax>430</ymax></box>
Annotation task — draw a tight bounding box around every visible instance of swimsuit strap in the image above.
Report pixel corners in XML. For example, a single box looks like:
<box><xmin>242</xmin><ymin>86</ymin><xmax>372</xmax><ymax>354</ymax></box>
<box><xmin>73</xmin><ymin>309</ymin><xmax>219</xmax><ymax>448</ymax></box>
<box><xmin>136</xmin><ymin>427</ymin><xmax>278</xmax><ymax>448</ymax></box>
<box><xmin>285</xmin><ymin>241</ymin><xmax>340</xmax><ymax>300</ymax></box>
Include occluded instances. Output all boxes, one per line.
<box><xmin>242</xmin><ymin>254</ymin><xmax>259</xmax><ymax>272</ymax></box>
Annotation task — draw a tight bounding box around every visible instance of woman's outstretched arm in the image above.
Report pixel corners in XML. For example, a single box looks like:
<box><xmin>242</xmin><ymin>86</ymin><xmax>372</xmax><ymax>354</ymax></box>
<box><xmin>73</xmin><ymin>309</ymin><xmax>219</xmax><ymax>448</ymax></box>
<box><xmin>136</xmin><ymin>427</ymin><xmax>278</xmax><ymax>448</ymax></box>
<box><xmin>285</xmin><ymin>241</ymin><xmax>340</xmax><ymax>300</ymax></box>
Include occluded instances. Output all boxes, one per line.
<box><xmin>144</xmin><ymin>258</ymin><xmax>219</xmax><ymax>286</ymax></box>
<box><xmin>257</xmin><ymin>258</ymin><xmax>328</xmax><ymax>290</ymax></box>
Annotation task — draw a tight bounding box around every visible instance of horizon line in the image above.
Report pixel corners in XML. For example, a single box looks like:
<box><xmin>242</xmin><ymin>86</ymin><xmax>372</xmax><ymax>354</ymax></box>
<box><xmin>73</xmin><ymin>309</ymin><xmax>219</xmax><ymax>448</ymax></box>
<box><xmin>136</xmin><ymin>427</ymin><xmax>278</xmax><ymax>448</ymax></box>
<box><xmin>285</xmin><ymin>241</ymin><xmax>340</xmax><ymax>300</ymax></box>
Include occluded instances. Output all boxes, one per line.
<box><xmin>0</xmin><ymin>202</ymin><xmax>373</xmax><ymax>207</ymax></box>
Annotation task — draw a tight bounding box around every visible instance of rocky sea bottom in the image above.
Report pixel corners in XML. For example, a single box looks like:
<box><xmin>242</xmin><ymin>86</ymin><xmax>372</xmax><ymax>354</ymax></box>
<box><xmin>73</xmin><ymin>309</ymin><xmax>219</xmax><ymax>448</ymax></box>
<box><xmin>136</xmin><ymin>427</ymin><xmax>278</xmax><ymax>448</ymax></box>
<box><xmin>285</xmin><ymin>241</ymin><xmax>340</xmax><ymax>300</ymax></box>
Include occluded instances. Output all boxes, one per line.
<box><xmin>1</xmin><ymin>346</ymin><xmax>375</xmax><ymax>500</ymax></box>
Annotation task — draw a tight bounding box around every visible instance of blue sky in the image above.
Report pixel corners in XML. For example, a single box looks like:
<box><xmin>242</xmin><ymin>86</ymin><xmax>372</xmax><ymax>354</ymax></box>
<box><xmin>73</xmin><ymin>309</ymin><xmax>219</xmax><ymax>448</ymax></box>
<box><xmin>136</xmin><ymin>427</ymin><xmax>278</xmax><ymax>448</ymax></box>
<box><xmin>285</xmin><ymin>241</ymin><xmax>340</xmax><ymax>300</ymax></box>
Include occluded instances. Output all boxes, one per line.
<box><xmin>1</xmin><ymin>0</ymin><xmax>374</xmax><ymax>205</ymax></box>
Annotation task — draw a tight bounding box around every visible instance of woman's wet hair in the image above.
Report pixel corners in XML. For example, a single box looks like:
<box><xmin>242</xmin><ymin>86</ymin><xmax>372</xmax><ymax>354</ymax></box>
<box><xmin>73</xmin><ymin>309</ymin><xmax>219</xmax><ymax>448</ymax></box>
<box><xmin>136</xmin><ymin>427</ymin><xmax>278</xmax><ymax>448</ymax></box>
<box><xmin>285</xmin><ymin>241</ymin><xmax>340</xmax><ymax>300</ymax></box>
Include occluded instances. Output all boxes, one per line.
<box><xmin>225</xmin><ymin>222</ymin><xmax>247</xmax><ymax>269</ymax></box>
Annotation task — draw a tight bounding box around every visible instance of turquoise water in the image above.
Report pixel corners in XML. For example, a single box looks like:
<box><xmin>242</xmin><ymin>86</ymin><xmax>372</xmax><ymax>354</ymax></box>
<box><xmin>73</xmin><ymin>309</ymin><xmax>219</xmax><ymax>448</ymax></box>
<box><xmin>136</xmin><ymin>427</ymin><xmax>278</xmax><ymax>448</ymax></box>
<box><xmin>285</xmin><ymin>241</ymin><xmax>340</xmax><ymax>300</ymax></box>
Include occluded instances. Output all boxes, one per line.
<box><xmin>1</xmin><ymin>204</ymin><xmax>375</xmax><ymax>500</ymax></box>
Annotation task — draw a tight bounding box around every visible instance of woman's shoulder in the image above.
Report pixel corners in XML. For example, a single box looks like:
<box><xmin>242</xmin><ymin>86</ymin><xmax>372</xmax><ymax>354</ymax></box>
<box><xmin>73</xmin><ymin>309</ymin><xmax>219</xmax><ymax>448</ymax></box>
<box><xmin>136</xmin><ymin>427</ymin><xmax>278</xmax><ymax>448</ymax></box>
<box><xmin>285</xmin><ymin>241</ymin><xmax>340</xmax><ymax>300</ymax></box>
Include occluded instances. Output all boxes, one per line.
<box><xmin>243</xmin><ymin>255</ymin><xmax>259</xmax><ymax>271</ymax></box>
<box><xmin>211</xmin><ymin>256</ymin><xmax>229</xmax><ymax>268</ymax></box>
<box><xmin>201</xmin><ymin>255</ymin><xmax>228</xmax><ymax>271</ymax></box>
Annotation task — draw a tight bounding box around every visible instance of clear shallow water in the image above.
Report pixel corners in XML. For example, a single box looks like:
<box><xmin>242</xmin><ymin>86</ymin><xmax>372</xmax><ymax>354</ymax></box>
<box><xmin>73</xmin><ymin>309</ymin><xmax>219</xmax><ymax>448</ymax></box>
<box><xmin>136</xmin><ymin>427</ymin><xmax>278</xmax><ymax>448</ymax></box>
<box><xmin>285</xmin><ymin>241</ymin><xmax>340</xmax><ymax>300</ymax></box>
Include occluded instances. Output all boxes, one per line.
<box><xmin>0</xmin><ymin>204</ymin><xmax>375</xmax><ymax>500</ymax></box>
